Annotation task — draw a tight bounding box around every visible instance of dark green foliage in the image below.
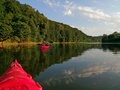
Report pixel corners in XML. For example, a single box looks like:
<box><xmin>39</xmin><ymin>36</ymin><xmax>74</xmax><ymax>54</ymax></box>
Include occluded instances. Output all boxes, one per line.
<box><xmin>0</xmin><ymin>0</ymin><xmax>99</xmax><ymax>42</ymax></box>
<box><xmin>102</xmin><ymin>32</ymin><xmax>120</xmax><ymax>43</ymax></box>
<box><xmin>0</xmin><ymin>23</ymin><xmax>13</xmax><ymax>41</ymax></box>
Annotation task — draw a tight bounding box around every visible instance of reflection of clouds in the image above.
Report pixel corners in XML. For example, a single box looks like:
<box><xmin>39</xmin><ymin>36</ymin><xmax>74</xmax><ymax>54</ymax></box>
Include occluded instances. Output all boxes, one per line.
<box><xmin>42</xmin><ymin>61</ymin><xmax>120</xmax><ymax>86</ymax></box>
<box><xmin>39</xmin><ymin>49</ymin><xmax>120</xmax><ymax>87</ymax></box>
<box><xmin>111</xmin><ymin>63</ymin><xmax>120</xmax><ymax>73</ymax></box>
<box><xmin>63</xmin><ymin>63</ymin><xmax>111</xmax><ymax>79</ymax></box>
<box><xmin>73</xmin><ymin>61</ymin><xmax>120</xmax><ymax>78</ymax></box>
<box><xmin>78</xmin><ymin>64</ymin><xmax>110</xmax><ymax>78</ymax></box>
<box><xmin>64</xmin><ymin>70</ymin><xmax>73</xmax><ymax>75</ymax></box>
<box><xmin>77</xmin><ymin>61</ymin><xmax>120</xmax><ymax>78</ymax></box>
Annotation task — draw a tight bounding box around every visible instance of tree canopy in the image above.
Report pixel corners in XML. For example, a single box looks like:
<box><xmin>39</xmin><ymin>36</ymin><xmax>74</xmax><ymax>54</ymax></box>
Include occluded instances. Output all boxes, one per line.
<box><xmin>102</xmin><ymin>32</ymin><xmax>120</xmax><ymax>43</ymax></box>
<box><xmin>0</xmin><ymin>0</ymin><xmax>99</xmax><ymax>43</ymax></box>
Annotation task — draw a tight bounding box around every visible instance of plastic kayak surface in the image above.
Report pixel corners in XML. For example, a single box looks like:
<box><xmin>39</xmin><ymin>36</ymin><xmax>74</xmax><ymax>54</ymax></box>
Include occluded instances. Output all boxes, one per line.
<box><xmin>40</xmin><ymin>45</ymin><xmax>50</xmax><ymax>49</ymax></box>
<box><xmin>0</xmin><ymin>60</ymin><xmax>42</xmax><ymax>90</ymax></box>
<box><xmin>40</xmin><ymin>45</ymin><xmax>50</xmax><ymax>53</ymax></box>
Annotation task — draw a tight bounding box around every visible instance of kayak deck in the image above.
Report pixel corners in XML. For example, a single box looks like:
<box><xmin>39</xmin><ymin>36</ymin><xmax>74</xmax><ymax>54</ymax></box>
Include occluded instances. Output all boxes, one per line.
<box><xmin>0</xmin><ymin>60</ymin><xmax>42</xmax><ymax>90</ymax></box>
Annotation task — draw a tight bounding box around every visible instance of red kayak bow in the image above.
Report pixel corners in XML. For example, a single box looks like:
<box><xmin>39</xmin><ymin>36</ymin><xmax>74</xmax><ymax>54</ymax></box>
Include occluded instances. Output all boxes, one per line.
<box><xmin>0</xmin><ymin>60</ymin><xmax>42</xmax><ymax>90</ymax></box>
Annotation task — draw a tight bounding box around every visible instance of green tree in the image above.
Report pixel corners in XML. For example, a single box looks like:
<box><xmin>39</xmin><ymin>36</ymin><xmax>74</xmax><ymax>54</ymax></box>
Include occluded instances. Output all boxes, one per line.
<box><xmin>0</xmin><ymin>24</ymin><xmax>13</xmax><ymax>42</ymax></box>
<box><xmin>13</xmin><ymin>22</ymin><xmax>31</xmax><ymax>42</ymax></box>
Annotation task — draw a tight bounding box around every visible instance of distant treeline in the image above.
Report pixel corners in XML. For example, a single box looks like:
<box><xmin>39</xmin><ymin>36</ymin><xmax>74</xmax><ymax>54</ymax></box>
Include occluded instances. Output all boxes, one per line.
<box><xmin>102</xmin><ymin>32</ymin><xmax>120</xmax><ymax>43</ymax></box>
<box><xmin>0</xmin><ymin>0</ymin><xmax>99</xmax><ymax>43</ymax></box>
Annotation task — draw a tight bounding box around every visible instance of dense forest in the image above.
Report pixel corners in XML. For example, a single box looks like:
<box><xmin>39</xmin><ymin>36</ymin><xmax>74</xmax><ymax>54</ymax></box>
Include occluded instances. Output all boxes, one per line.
<box><xmin>0</xmin><ymin>0</ymin><xmax>99</xmax><ymax>43</ymax></box>
<box><xmin>102</xmin><ymin>32</ymin><xmax>120</xmax><ymax>43</ymax></box>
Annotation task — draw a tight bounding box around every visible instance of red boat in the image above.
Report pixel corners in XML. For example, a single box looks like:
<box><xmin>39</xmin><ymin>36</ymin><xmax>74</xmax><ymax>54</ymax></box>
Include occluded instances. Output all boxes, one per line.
<box><xmin>0</xmin><ymin>60</ymin><xmax>42</xmax><ymax>90</ymax></box>
<box><xmin>40</xmin><ymin>45</ymin><xmax>50</xmax><ymax>53</ymax></box>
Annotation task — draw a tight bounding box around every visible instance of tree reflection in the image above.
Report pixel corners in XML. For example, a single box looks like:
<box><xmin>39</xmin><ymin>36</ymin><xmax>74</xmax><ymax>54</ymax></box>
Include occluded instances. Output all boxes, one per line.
<box><xmin>102</xmin><ymin>44</ymin><xmax>120</xmax><ymax>54</ymax></box>
<box><xmin>0</xmin><ymin>44</ymin><xmax>100</xmax><ymax>77</ymax></box>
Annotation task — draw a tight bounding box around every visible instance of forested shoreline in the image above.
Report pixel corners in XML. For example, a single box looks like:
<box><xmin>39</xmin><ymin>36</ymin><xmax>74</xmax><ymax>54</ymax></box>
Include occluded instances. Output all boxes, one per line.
<box><xmin>0</xmin><ymin>0</ymin><xmax>99</xmax><ymax>43</ymax></box>
<box><xmin>102</xmin><ymin>32</ymin><xmax>120</xmax><ymax>43</ymax></box>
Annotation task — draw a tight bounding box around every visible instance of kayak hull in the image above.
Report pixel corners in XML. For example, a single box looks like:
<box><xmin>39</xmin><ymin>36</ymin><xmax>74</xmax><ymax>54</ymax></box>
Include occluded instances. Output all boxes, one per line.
<box><xmin>0</xmin><ymin>60</ymin><xmax>42</xmax><ymax>90</ymax></box>
<box><xmin>40</xmin><ymin>45</ymin><xmax>50</xmax><ymax>53</ymax></box>
<box><xmin>40</xmin><ymin>45</ymin><xmax>50</xmax><ymax>49</ymax></box>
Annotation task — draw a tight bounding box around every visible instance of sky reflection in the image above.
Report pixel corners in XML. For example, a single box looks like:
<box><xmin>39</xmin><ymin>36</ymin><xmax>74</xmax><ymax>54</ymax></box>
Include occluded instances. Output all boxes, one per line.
<box><xmin>35</xmin><ymin>48</ymin><xmax>120</xmax><ymax>88</ymax></box>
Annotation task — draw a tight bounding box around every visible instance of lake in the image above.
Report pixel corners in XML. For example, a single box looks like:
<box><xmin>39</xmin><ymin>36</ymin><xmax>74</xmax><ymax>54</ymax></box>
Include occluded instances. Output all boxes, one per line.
<box><xmin>0</xmin><ymin>43</ymin><xmax>120</xmax><ymax>90</ymax></box>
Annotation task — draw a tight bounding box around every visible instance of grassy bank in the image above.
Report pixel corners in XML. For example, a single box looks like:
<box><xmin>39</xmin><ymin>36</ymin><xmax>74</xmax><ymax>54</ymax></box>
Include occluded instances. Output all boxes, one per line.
<box><xmin>0</xmin><ymin>42</ymin><xmax>41</xmax><ymax>47</ymax></box>
<box><xmin>0</xmin><ymin>41</ymin><xmax>101</xmax><ymax>47</ymax></box>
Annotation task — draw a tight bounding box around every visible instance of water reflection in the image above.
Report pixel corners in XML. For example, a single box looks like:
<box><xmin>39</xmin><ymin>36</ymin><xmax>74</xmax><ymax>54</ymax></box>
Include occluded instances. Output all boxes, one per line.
<box><xmin>102</xmin><ymin>44</ymin><xmax>120</xmax><ymax>54</ymax></box>
<box><xmin>0</xmin><ymin>44</ymin><xmax>100</xmax><ymax>75</ymax></box>
<box><xmin>35</xmin><ymin>44</ymin><xmax>120</xmax><ymax>90</ymax></box>
<box><xmin>0</xmin><ymin>44</ymin><xmax>120</xmax><ymax>90</ymax></box>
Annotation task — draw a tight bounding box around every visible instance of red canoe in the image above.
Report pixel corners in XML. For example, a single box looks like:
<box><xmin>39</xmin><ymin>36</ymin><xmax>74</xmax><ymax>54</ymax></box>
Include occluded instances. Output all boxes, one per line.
<box><xmin>40</xmin><ymin>45</ymin><xmax>50</xmax><ymax>53</ymax></box>
<box><xmin>0</xmin><ymin>60</ymin><xmax>42</xmax><ymax>90</ymax></box>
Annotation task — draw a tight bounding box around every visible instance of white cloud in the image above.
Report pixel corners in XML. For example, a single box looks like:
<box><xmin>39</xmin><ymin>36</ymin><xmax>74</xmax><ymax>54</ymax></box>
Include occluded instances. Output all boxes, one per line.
<box><xmin>43</xmin><ymin>0</ymin><xmax>60</xmax><ymax>7</ymax></box>
<box><xmin>64</xmin><ymin>9</ymin><xmax>73</xmax><ymax>15</ymax></box>
<box><xmin>63</xmin><ymin>1</ymin><xmax>77</xmax><ymax>16</ymax></box>
<box><xmin>42</xmin><ymin>0</ymin><xmax>120</xmax><ymax>21</ymax></box>
<box><xmin>78</xmin><ymin>7</ymin><xmax>111</xmax><ymax>21</ymax></box>
<box><xmin>77</xmin><ymin>26</ymin><xmax>116</xmax><ymax>36</ymax></box>
<box><xmin>112</xmin><ymin>12</ymin><xmax>120</xmax><ymax>23</ymax></box>
<box><xmin>61</xmin><ymin>1</ymin><xmax>113</xmax><ymax>24</ymax></box>
<box><xmin>62</xmin><ymin>1</ymin><xmax>120</xmax><ymax>25</ymax></box>
<box><xmin>43</xmin><ymin>0</ymin><xmax>111</xmax><ymax>23</ymax></box>
<box><xmin>113</xmin><ymin>12</ymin><xmax>120</xmax><ymax>18</ymax></box>
<box><xmin>43</xmin><ymin>0</ymin><xmax>53</xmax><ymax>6</ymax></box>
<box><xmin>42</xmin><ymin>0</ymin><xmax>120</xmax><ymax>35</ymax></box>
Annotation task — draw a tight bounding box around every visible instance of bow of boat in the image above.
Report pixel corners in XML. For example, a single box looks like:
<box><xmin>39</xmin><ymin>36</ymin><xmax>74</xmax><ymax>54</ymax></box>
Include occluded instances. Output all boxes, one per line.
<box><xmin>0</xmin><ymin>60</ymin><xmax>42</xmax><ymax>90</ymax></box>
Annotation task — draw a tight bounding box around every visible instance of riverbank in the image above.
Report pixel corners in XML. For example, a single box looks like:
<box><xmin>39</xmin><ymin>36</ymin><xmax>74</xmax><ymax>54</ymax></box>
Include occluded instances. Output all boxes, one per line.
<box><xmin>0</xmin><ymin>41</ymin><xmax>101</xmax><ymax>47</ymax></box>
<box><xmin>0</xmin><ymin>42</ymin><xmax>41</xmax><ymax>47</ymax></box>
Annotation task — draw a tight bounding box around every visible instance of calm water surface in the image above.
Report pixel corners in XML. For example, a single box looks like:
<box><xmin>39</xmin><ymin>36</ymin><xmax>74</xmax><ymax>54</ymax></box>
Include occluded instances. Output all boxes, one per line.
<box><xmin>0</xmin><ymin>44</ymin><xmax>120</xmax><ymax>90</ymax></box>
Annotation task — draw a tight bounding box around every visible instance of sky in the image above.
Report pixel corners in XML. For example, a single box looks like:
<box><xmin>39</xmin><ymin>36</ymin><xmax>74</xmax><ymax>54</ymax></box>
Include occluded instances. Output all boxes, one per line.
<box><xmin>18</xmin><ymin>0</ymin><xmax>120</xmax><ymax>36</ymax></box>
